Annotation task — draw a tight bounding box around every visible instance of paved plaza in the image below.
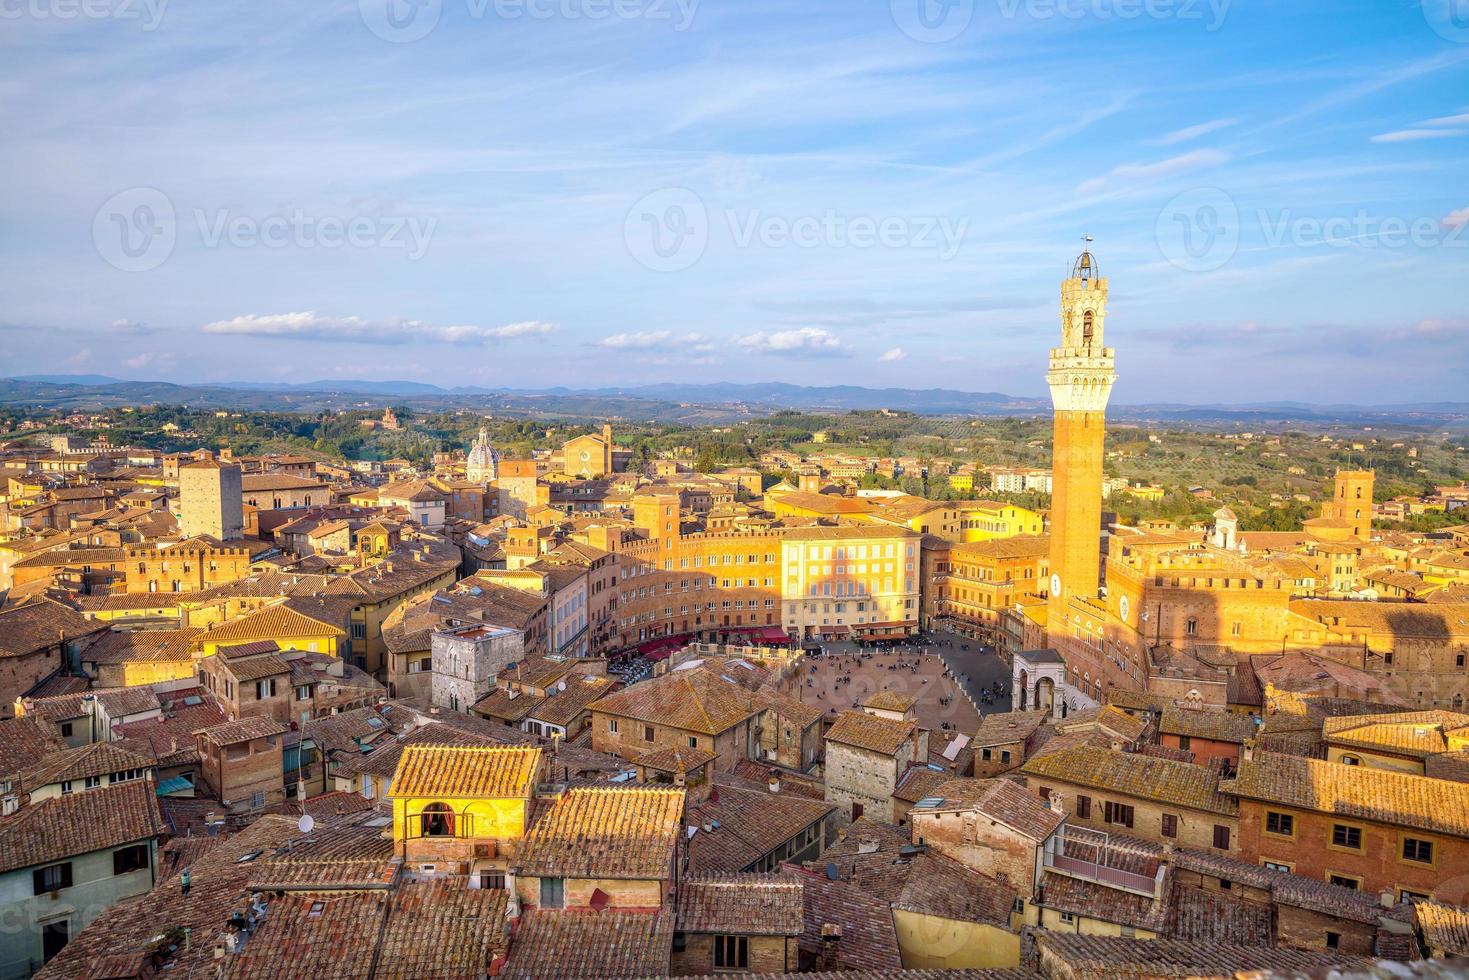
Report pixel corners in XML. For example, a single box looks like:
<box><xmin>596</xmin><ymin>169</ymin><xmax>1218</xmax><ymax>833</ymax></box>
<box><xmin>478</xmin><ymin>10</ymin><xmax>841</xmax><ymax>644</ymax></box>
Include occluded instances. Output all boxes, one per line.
<box><xmin>795</xmin><ymin>632</ymin><xmax>1012</xmax><ymax>734</ymax></box>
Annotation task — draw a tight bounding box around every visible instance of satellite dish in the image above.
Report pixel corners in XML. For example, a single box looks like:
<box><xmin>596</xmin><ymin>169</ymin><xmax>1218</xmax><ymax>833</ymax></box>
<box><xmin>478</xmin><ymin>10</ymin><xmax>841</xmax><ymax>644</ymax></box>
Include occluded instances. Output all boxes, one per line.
<box><xmin>297</xmin><ymin>814</ymin><xmax>314</xmax><ymax>833</ymax></box>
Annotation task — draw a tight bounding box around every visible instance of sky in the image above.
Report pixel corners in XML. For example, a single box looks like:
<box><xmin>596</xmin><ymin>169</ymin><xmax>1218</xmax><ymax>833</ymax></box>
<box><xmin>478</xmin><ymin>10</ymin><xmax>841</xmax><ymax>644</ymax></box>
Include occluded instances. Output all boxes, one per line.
<box><xmin>0</xmin><ymin>0</ymin><xmax>1466</xmax><ymax>404</ymax></box>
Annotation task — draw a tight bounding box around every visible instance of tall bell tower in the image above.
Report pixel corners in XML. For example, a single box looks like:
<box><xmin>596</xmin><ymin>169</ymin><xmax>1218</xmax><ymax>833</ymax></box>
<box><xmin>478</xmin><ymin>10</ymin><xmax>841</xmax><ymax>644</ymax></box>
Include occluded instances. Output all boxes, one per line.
<box><xmin>1046</xmin><ymin>245</ymin><xmax>1117</xmax><ymax>628</ymax></box>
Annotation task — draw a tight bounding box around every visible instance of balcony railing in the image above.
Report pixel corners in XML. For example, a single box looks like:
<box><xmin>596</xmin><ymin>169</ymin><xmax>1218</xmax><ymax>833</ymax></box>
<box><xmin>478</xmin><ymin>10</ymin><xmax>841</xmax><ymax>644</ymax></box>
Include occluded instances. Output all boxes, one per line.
<box><xmin>1042</xmin><ymin>826</ymin><xmax>1165</xmax><ymax>898</ymax></box>
<box><xmin>403</xmin><ymin>810</ymin><xmax>477</xmax><ymax>840</ymax></box>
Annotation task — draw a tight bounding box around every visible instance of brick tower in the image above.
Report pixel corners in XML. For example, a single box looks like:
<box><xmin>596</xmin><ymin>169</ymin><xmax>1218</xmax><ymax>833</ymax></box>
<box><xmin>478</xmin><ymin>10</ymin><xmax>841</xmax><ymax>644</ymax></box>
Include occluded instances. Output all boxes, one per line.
<box><xmin>1321</xmin><ymin>469</ymin><xmax>1375</xmax><ymax>539</ymax></box>
<box><xmin>1046</xmin><ymin>247</ymin><xmax>1117</xmax><ymax>629</ymax></box>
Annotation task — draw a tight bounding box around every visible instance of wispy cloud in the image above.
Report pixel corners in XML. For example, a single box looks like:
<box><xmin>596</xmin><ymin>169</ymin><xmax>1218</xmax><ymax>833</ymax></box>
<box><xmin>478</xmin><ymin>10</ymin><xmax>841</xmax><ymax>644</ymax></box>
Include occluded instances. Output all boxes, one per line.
<box><xmin>200</xmin><ymin>313</ymin><xmax>556</xmax><ymax>345</ymax></box>
<box><xmin>737</xmin><ymin>327</ymin><xmax>849</xmax><ymax>357</ymax></box>
<box><xmin>1076</xmin><ymin>149</ymin><xmax>1228</xmax><ymax>195</ymax></box>
<box><xmin>597</xmin><ymin>331</ymin><xmax>713</xmax><ymax>353</ymax></box>
<box><xmin>878</xmin><ymin>347</ymin><xmax>907</xmax><ymax>362</ymax></box>
<box><xmin>1370</xmin><ymin>128</ymin><xmax>1464</xmax><ymax>143</ymax></box>
<box><xmin>1157</xmin><ymin>119</ymin><xmax>1237</xmax><ymax>145</ymax></box>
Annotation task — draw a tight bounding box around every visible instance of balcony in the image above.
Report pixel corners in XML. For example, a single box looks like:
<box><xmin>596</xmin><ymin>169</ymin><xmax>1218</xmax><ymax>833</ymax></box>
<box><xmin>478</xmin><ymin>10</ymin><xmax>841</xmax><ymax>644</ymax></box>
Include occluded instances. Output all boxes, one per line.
<box><xmin>1042</xmin><ymin>826</ymin><xmax>1165</xmax><ymax>898</ymax></box>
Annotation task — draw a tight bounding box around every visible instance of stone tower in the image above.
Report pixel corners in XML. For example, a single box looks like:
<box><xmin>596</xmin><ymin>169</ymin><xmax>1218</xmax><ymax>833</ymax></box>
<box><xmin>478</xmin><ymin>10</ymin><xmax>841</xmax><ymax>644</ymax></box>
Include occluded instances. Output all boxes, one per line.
<box><xmin>179</xmin><ymin>458</ymin><xmax>244</xmax><ymax>541</ymax></box>
<box><xmin>1321</xmin><ymin>469</ymin><xmax>1375</xmax><ymax>539</ymax></box>
<box><xmin>1046</xmin><ymin>248</ymin><xmax>1117</xmax><ymax>627</ymax></box>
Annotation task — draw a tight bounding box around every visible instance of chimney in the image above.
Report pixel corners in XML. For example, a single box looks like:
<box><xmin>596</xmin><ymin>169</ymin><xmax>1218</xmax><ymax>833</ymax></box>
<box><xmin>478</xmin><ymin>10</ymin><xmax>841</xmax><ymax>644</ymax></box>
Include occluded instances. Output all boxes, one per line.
<box><xmin>818</xmin><ymin>923</ymin><xmax>843</xmax><ymax>971</ymax></box>
<box><xmin>1047</xmin><ymin>791</ymin><xmax>1064</xmax><ymax>815</ymax></box>
<box><xmin>1242</xmin><ymin>738</ymin><xmax>1255</xmax><ymax>763</ymax></box>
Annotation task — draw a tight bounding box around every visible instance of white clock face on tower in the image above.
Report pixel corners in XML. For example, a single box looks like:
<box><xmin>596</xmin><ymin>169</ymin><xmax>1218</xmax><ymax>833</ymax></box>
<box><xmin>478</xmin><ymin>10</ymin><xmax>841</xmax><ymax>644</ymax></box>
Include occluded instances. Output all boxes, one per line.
<box><xmin>1119</xmin><ymin>595</ymin><xmax>1130</xmax><ymax>621</ymax></box>
<box><xmin>1050</xmin><ymin>574</ymin><xmax>1061</xmax><ymax>597</ymax></box>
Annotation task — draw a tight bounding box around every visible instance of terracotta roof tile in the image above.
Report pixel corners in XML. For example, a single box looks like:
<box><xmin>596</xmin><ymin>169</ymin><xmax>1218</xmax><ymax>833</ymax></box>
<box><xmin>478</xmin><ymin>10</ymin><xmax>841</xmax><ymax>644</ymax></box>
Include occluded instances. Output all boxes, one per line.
<box><xmin>500</xmin><ymin>908</ymin><xmax>673</xmax><ymax>980</ymax></box>
<box><xmin>389</xmin><ymin>744</ymin><xmax>542</xmax><ymax>800</ymax></box>
<box><xmin>686</xmin><ymin>775</ymin><xmax>835</xmax><ymax>874</ymax></box>
<box><xmin>590</xmin><ymin>668</ymin><xmax>761</xmax><ymax>736</ymax></box>
<box><xmin>1022</xmin><ymin>745</ymin><xmax>1237</xmax><ymax>816</ymax></box>
<box><xmin>513</xmin><ymin>786</ymin><xmax>683</xmax><ymax>880</ymax></box>
<box><xmin>825</xmin><ymin>710</ymin><xmax>915</xmax><ymax>756</ymax></box>
<box><xmin>0</xmin><ymin>780</ymin><xmax>162</xmax><ymax>874</ymax></box>
<box><xmin>677</xmin><ymin>873</ymin><xmax>804</xmax><ymax>936</ymax></box>
<box><xmin>1223</xmin><ymin>751</ymin><xmax>1469</xmax><ymax>839</ymax></box>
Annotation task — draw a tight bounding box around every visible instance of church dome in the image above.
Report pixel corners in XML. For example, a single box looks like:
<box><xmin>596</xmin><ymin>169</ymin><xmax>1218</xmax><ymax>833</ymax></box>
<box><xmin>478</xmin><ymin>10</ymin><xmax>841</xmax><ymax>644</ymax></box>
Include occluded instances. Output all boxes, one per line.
<box><xmin>1072</xmin><ymin>250</ymin><xmax>1099</xmax><ymax>281</ymax></box>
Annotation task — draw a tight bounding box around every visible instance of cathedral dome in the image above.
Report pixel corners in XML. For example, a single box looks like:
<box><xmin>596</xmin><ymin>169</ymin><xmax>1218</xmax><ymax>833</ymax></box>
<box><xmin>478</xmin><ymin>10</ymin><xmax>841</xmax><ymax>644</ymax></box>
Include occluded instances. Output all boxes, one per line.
<box><xmin>466</xmin><ymin>426</ymin><xmax>500</xmax><ymax>483</ymax></box>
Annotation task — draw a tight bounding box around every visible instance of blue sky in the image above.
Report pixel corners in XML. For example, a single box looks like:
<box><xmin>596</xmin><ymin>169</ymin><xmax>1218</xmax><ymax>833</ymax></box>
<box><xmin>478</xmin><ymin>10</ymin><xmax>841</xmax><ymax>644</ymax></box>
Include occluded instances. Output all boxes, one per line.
<box><xmin>1</xmin><ymin>0</ymin><xmax>1466</xmax><ymax>403</ymax></box>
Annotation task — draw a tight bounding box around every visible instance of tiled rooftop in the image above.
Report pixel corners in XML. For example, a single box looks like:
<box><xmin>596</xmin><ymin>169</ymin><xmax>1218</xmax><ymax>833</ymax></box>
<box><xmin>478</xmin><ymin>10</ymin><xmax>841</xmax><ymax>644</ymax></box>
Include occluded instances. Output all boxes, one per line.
<box><xmin>677</xmin><ymin>873</ymin><xmax>804</xmax><ymax>936</ymax></box>
<box><xmin>513</xmin><ymin>785</ymin><xmax>684</xmax><ymax>880</ymax></box>
<box><xmin>389</xmin><ymin>744</ymin><xmax>542</xmax><ymax>800</ymax></box>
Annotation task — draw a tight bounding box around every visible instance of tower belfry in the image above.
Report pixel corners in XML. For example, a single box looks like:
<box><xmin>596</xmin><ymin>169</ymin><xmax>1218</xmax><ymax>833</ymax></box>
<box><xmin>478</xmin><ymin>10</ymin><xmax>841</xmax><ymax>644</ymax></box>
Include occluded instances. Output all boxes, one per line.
<box><xmin>1046</xmin><ymin>244</ymin><xmax>1118</xmax><ymax>627</ymax></box>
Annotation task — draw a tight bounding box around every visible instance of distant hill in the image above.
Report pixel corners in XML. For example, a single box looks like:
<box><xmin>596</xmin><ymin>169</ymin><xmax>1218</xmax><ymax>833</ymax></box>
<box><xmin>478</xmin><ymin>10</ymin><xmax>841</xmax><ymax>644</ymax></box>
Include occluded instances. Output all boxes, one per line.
<box><xmin>3</xmin><ymin>375</ymin><xmax>1467</xmax><ymax>428</ymax></box>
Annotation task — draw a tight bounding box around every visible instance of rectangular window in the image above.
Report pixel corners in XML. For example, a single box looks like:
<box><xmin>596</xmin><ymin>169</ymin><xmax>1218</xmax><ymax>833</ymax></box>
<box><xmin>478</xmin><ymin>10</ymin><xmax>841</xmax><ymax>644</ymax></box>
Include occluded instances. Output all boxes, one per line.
<box><xmin>540</xmin><ymin>877</ymin><xmax>565</xmax><ymax>909</ymax></box>
<box><xmin>1076</xmin><ymin>795</ymin><xmax>1090</xmax><ymax>819</ymax></box>
<box><xmin>1104</xmin><ymin>802</ymin><xmax>1134</xmax><ymax>828</ymax></box>
<box><xmin>1177</xmin><ymin>735</ymin><xmax>1192</xmax><ymax>750</ymax></box>
<box><xmin>33</xmin><ymin>863</ymin><xmax>73</xmax><ymax>895</ymax></box>
<box><xmin>1263</xmin><ymin>861</ymin><xmax>1292</xmax><ymax>873</ymax></box>
<box><xmin>1325</xmin><ymin>932</ymin><xmax>1340</xmax><ymax>950</ymax></box>
<box><xmin>256</xmin><ymin>679</ymin><xmax>276</xmax><ymax>699</ymax></box>
<box><xmin>1332</xmin><ymin>824</ymin><xmax>1362</xmax><ymax>850</ymax></box>
<box><xmin>608</xmin><ymin>719</ymin><xmax>618</xmax><ymax>734</ymax></box>
<box><xmin>1213</xmin><ymin>825</ymin><xmax>1231</xmax><ymax>850</ymax></box>
<box><xmin>687</xmin><ymin>736</ymin><xmax>698</xmax><ymax>749</ymax></box>
<box><xmin>714</xmin><ymin>935</ymin><xmax>749</xmax><ymax>970</ymax></box>
<box><xmin>1403</xmin><ymin>837</ymin><xmax>1434</xmax><ymax>864</ymax></box>
<box><xmin>1162</xmin><ymin>814</ymin><xmax>1178</xmax><ymax>839</ymax></box>
<box><xmin>1265</xmin><ymin>812</ymin><xmax>1293</xmax><ymax>836</ymax></box>
<box><xmin>113</xmin><ymin>844</ymin><xmax>149</xmax><ymax>876</ymax></box>
<box><xmin>1329</xmin><ymin>874</ymin><xmax>1360</xmax><ymax>891</ymax></box>
<box><xmin>644</xmin><ymin>725</ymin><xmax>655</xmax><ymax>742</ymax></box>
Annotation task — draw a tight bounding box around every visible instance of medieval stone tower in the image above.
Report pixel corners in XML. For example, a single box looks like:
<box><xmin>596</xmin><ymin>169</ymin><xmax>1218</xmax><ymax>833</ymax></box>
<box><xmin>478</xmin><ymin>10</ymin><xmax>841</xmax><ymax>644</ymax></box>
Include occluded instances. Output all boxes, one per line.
<box><xmin>1046</xmin><ymin>247</ymin><xmax>1117</xmax><ymax>629</ymax></box>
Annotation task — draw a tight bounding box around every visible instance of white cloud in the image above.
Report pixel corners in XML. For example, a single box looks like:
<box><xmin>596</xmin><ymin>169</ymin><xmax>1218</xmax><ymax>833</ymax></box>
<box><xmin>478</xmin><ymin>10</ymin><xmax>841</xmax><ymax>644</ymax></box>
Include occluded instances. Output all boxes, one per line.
<box><xmin>65</xmin><ymin>347</ymin><xmax>93</xmax><ymax>367</ymax></box>
<box><xmin>1077</xmin><ymin>150</ymin><xmax>1228</xmax><ymax>195</ymax></box>
<box><xmin>1424</xmin><ymin>112</ymin><xmax>1469</xmax><ymax>126</ymax></box>
<box><xmin>878</xmin><ymin>347</ymin><xmax>907</xmax><ymax>362</ymax></box>
<box><xmin>737</xmin><ymin>327</ymin><xmax>849</xmax><ymax>356</ymax></box>
<box><xmin>597</xmin><ymin>331</ymin><xmax>713</xmax><ymax>353</ymax></box>
<box><xmin>1370</xmin><ymin>128</ymin><xmax>1464</xmax><ymax>143</ymax></box>
<box><xmin>1157</xmin><ymin>119</ymin><xmax>1237</xmax><ymax>145</ymax></box>
<box><xmin>200</xmin><ymin>312</ymin><xmax>555</xmax><ymax>345</ymax></box>
<box><xmin>1444</xmin><ymin>207</ymin><xmax>1469</xmax><ymax>230</ymax></box>
<box><xmin>109</xmin><ymin>318</ymin><xmax>152</xmax><ymax>334</ymax></box>
<box><xmin>125</xmin><ymin>353</ymin><xmax>154</xmax><ymax>369</ymax></box>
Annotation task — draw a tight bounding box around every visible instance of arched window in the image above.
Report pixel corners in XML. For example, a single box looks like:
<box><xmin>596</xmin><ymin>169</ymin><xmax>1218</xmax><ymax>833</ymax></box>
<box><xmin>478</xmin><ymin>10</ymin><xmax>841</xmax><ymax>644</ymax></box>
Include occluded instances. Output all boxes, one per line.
<box><xmin>420</xmin><ymin>802</ymin><xmax>455</xmax><ymax>838</ymax></box>
<box><xmin>1082</xmin><ymin>310</ymin><xmax>1094</xmax><ymax>344</ymax></box>
<box><xmin>1340</xmin><ymin>755</ymin><xmax>1361</xmax><ymax>766</ymax></box>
